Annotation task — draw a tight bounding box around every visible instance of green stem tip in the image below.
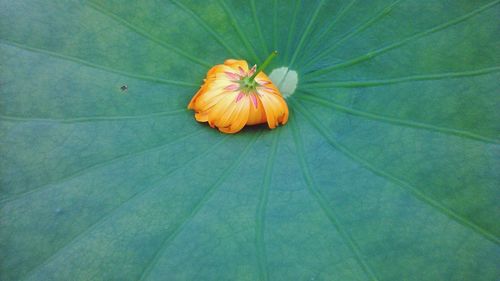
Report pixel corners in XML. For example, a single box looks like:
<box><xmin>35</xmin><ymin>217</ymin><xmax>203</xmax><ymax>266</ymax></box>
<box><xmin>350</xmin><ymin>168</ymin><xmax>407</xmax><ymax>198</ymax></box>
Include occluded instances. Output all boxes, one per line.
<box><xmin>249</xmin><ymin>51</ymin><xmax>278</xmax><ymax>81</ymax></box>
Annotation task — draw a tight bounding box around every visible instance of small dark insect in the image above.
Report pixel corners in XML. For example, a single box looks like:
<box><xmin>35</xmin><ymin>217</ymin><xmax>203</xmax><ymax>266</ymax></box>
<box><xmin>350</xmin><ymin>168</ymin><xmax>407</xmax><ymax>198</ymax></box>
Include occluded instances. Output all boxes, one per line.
<box><xmin>120</xmin><ymin>85</ymin><xmax>128</xmax><ymax>92</ymax></box>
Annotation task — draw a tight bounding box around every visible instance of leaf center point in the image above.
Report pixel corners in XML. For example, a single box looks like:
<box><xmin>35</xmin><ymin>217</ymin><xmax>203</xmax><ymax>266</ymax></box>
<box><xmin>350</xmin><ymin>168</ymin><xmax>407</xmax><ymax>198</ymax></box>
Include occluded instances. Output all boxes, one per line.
<box><xmin>269</xmin><ymin>67</ymin><xmax>298</xmax><ymax>98</ymax></box>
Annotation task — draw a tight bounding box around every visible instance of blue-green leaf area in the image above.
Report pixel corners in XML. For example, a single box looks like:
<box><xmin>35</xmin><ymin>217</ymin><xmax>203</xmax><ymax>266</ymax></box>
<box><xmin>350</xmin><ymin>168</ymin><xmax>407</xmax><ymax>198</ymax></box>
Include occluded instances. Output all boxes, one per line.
<box><xmin>1</xmin><ymin>0</ymin><xmax>499</xmax><ymax>280</ymax></box>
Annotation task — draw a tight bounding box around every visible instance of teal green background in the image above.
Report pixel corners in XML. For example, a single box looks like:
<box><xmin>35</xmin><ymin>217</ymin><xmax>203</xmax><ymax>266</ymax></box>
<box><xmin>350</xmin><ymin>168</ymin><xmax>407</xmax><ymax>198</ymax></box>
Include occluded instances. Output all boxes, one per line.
<box><xmin>1</xmin><ymin>0</ymin><xmax>499</xmax><ymax>280</ymax></box>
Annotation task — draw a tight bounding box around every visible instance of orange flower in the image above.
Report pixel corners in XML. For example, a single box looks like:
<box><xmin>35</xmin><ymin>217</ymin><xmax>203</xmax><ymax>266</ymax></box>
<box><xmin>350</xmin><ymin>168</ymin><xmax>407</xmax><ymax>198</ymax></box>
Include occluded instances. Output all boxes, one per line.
<box><xmin>188</xmin><ymin>52</ymin><xmax>288</xmax><ymax>134</ymax></box>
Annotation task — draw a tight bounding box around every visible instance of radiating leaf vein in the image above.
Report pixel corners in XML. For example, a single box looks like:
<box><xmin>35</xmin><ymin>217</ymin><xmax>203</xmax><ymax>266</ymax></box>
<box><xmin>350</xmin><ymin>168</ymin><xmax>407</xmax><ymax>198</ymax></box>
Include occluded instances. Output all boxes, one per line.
<box><xmin>302</xmin><ymin>0</ymin><xmax>400</xmax><ymax>69</ymax></box>
<box><xmin>305</xmin><ymin>0</ymin><xmax>357</xmax><ymax>53</ymax></box>
<box><xmin>87</xmin><ymin>1</ymin><xmax>212</xmax><ymax>68</ymax></box>
<box><xmin>0</xmin><ymin>109</ymin><xmax>188</xmax><ymax>124</ymax></box>
<box><xmin>138</xmin><ymin>133</ymin><xmax>262</xmax><ymax>281</ymax></box>
<box><xmin>293</xmin><ymin>98</ymin><xmax>500</xmax><ymax>245</ymax></box>
<box><xmin>250</xmin><ymin>0</ymin><xmax>269</xmax><ymax>54</ymax></box>
<box><xmin>296</xmin><ymin>91</ymin><xmax>499</xmax><ymax>144</ymax></box>
<box><xmin>305</xmin><ymin>0</ymin><xmax>500</xmax><ymax>77</ymax></box>
<box><xmin>288</xmin><ymin>0</ymin><xmax>326</xmax><ymax>68</ymax></box>
<box><xmin>255</xmin><ymin>131</ymin><xmax>280</xmax><ymax>281</ymax></box>
<box><xmin>0</xmin><ymin>40</ymin><xmax>198</xmax><ymax>87</ymax></box>
<box><xmin>302</xmin><ymin>66</ymin><xmax>500</xmax><ymax>87</ymax></box>
<box><xmin>0</xmin><ymin>129</ymin><xmax>203</xmax><ymax>205</ymax></box>
<box><xmin>289</xmin><ymin>115</ymin><xmax>379</xmax><ymax>281</ymax></box>
<box><xmin>170</xmin><ymin>0</ymin><xmax>240</xmax><ymax>58</ymax></box>
<box><xmin>20</xmin><ymin>136</ymin><xmax>229</xmax><ymax>281</ymax></box>
<box><xmin>283</xmin><ymin>0</ymin><xmax>301</xmax><ymax>62</ymax></box>
<box><xmin>217</xmin><ymin>0</ymin><xmax>260</xmax><ymax>63</ymax></box>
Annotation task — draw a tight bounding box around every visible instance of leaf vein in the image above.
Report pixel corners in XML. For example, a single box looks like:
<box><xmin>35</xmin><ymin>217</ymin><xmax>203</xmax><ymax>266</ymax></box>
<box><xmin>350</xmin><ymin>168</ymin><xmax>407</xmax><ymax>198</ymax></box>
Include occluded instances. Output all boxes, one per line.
<box><xmin>0</xmin><ymin>109</ymin><xmax>188</xmax><ymax>124</ymax></box>
<box><xmin>293</xmin><ymin>99</ymin><xmax>500</xmax><ymax>245</ymax></box>
<box><xmin>273</xmin><ymin>0</ymin><xmax>278</xmax><ymax>51</ymax></box>
<box><xmin>255</xmin><ymin>131</ymin><xmax>280</xmax><ymax>281</ymax></box>
<box><xmin>170</xmin><ymin>0</ymin><xmax>240</xmax><ymax>58</ymax></box>
<box><xmin>250</xmin><ymin>0</ymin><xmax>269</xmax><ymax>54</ymax></box>
<box><xmin>0</xmin><ymin>129</ymin><xmax>203</xmax><ymax>205</ymax></box>
<box><xmin>20</xmin><ymin>136</ymin><xmax>229</xmax><ymax>281</ymax></box>
<box><xmin>302</xmin><ymin>66</ymin><xmax>500</xmax><ymax>87</ymax></box>
<box><xmin>87</xmin><ymin>1</ymin><xmax>212</xmax><ymax>68</ymax></box>
<box><xmin>289</xmin><ymin>114</ymin><xmax>379</xmax><ymax>281</ymax></box>
<box><xmin>296</xmin><ymin>91</ymin><xmax>500</xmax><ymax>144</ymax></box>
<box><xmin>288</xmin><ymin>0</ymin><xmax>326</xmax><ymax>67</ymax></box>
<box><xmin>303</xmin><ymin>0</ymin><xmax>400</xmax><ymax>70</ymax></box>
<box><xmin>0</xmin><ymin>40</ymin><xmax>198</xmax><ymax>87</ymax></box>
<box><xmin>217</xmin><ymin>0</ymin><xmax>260</xmax><ymax>63</ymax></box>
<box><xmin>137</xmin><ymin>133</ymin><xmax>262</xmax><ymax>281</ymax></box>
<box><xmin>305</xmin><ymin>0</ymin><xmax>500</xmax><ymax>76</ymax></box>
<box><xmin>283</xmin><ymin>0</ymin><xmax>301</xmax><ymax>62</ymax></box>
<box><xmin>301</xmin><ymin>0</ymin><xmax>357</xmax><ymax>58</ymax></box>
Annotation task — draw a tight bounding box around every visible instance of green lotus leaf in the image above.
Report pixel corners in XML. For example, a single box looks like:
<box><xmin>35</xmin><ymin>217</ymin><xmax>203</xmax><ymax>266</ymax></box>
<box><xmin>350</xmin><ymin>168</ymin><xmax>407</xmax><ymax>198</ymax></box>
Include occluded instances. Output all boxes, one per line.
<box><xmin>1</xmin><ymin>0</ymin><xmax>499</xmax><ymax>280</ymax></box>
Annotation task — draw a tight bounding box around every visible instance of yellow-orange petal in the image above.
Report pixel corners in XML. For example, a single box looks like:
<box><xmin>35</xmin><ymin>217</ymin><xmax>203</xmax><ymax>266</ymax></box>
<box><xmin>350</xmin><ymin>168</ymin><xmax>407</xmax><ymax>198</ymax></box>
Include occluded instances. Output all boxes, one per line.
<box><xmin>189</xmin><ymin>64</ymin><xmax>237</xmax><ymax>109</ymax></box>
<box><xmin>195</xmin><ymin>111</ymin><xmax>209</xmax><ymax>122</ymax></box>
<box><xmin>246</xmin><ymin>96</ymin><xmax>267</xmax><ymax>125</ymax></box>
<box><xmin>224</xmin><ymin>59</ymin><xmax>249</xmax><ymax>74</ymax></box>
<box><xmin>259</xmin><ymin>94</ymin><xmax>278</xmax><ymax>128</ymax></box>
<box><xmin>260</xmin><ymin>93</ymin><xmax>288</xmax><ymax>129</ymax></box>
<box><xmin>188</xmin><ymin>56</ymin><xmax>289</xmax><ymax>134</ymax></box>
<box><xmin>278</xmin><ymin>97</ymin><xmax>289</xmax><ymax>124</ymax></box>
<box><xmin>194</xmin><ymin>87</ymin><xmax>229</xmax><ymax>111</ymax></box>
<box><xmin>188</xmin><ymin>83</ymin><xmax>209</xmax><ymax>109</ymax></box>
<box><xmin>207</xmin><ymin>91</ymin><xmax>238</xmax><ymax>126</ymax></box>
<box><xmin>219</xmin><ymin>96</ymin><xmax>250</xmax><ymax>134</ymax></box>
<box><xmin>217</xmin><ymin>98</ymin><xmax>240</xmax><ymax>128</ymax></box>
